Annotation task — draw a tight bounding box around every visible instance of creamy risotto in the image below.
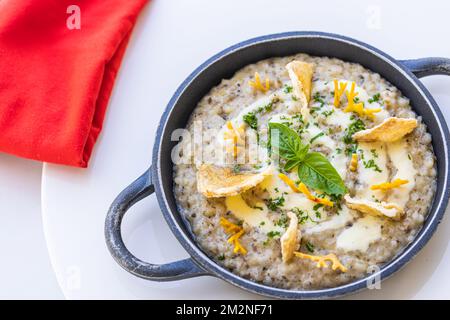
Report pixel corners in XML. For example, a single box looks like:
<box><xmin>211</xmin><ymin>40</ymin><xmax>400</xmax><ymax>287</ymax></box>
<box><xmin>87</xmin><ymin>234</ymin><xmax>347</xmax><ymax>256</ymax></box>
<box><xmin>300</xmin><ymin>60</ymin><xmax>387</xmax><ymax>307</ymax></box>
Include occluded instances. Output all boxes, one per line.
<box><xmin>173</xmin><ymin>53</ymin><xmax>436</xmax><ymax>290</ymax></box>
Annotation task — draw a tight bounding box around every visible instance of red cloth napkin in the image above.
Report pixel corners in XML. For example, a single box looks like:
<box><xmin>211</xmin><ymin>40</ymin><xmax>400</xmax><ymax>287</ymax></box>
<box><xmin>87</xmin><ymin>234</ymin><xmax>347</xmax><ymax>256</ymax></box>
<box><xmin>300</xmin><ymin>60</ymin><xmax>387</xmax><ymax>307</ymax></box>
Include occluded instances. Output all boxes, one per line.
<box><xmin>0</xmin><ymin>0</ymin><xmax>148</xmax><ymax>167</ymax></box>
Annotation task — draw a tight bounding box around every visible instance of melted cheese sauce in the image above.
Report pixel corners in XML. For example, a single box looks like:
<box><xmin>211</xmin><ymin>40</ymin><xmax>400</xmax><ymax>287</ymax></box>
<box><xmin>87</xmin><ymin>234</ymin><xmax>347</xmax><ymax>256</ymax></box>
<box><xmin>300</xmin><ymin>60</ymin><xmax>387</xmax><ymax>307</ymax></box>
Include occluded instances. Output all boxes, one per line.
<box><xmin>356</xmin><ymin>142</ymin><xmax>388</xmax><ymax>201</ymax></box>
<box><xmin>304</xmin><ymin>124</ymin><xmax>335</xmax><ymax>149</ymax></box>
<box><xmin>336</xmin><ymin>215</ymin><xmax>382</xmax><ymax>252</ymax></box>
<box><xmin>387</xmin><ymin>139</ymin><xmax>417</xmax><ymax>208</ymax></box>
<box><xmin>305</xmin><ymin>205</ymin><xmax>355</xmax><ymax>234</ymax></box>
<box><xmin>225</xmin><ymin>194</ymin><xmax>275</xmax><ymax>233</ymax></box>
<box><xmin>326</xmin><ymin>107</ymin><xmax>353</xmax><ymax>128</ymax></box>
<box><xmin>329</xmin><ymin>151</ymin><xmax>348</xmax><ymax>180</ymax></box>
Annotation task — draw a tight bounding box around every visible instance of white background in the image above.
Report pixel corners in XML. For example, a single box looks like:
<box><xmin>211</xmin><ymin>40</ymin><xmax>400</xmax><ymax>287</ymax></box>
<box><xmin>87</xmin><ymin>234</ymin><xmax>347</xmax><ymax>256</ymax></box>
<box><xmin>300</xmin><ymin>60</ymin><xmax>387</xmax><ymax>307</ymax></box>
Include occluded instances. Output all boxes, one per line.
<box><xmin>1</xmin><ymin>0</ymin><xmax>450</xmax><ymax>299</ymax></box>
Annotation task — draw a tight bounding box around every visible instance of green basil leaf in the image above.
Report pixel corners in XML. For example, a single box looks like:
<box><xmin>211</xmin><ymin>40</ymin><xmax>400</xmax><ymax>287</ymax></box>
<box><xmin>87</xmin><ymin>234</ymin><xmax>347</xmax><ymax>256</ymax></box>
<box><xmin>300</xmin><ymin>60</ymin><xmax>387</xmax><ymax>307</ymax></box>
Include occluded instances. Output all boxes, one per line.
<box><xmin>298</xmin><ymin>152</ymin><xmax>347</xmax><ymax>195</ymax></box>
<box><xmin>284</xmin><ymin>159</ymin><xmax>302</xmax><ymax>171</ymax></box>
<box><xmin>268</xmin><ymin>122</ymin><xmax>309</xmax><ymax>162</ymax></box>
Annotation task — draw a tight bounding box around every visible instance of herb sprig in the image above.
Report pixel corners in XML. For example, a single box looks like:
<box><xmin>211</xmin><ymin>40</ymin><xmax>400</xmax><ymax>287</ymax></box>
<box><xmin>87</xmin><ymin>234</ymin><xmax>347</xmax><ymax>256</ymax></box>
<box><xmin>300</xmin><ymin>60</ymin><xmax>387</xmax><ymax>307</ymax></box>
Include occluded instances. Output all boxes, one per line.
<box><xmin>269</xmin><ymin>123</ymin><xmax>347</xmax><ymax>196</ymax></box>
<box><xmin>368</xmin><ymin>93</ymin><xmax>381</xmax><ymax>104</ymax></box>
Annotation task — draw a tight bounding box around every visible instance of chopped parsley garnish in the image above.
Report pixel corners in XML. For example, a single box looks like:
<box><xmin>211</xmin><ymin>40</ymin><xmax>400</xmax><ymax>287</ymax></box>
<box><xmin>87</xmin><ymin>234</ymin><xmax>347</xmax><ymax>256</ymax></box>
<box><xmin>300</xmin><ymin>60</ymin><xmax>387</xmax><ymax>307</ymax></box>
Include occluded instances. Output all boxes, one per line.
<box><xmin>262</xmin><ymin>101</ymin><xmax>274</xmax><ymax>113</ymax></box>
<box><xmin>255</xmin><ymin>98</ymin><xmax>278</xmax><ymax>114</ymax></box>
<box><xmin>275</xmin><ymin>214</ymin><xmax>289</xmax><ymax>228</ymax></box>
<box><xmin>243</xmin><ymin>112</ymin><xmax>258</xmax><ymax>130</ymax></box>
<box><xmin>343</xmin><ymin>119</ymin><xmax>366</xmax><ymax>144</ymax></box>
<box><xmin>336</xmin><ymin>148</ymin><xmax>342</xmax><ymax>154</ymax></box>
<box><xmin>243</xmin><ymin>98</ymin><xmax>279</xmax><ymax>143</ymax></box>
<box><xmin>329</xmin><ymin>194</ymin><xmax>343</xmax><ymax>210</ymax></box>
<box><xmin>218</xmin><ymin>254</ymin><xmax>225</xmax><ymax>261</ymax></box>
<box><xmin>313</xmin><ymin>92</ymin><xmax>326</xmax><ymax>107</ymax></box>
<box><xmin>267</xmin><ymin>230</ymin><xmax>281</xmax><ymax>238</ymax></box>
<box><xmin>263</xmin><ymin>230</ymin><xmax>282</xmax><ymax>245</ymax></box>
<box><xmin>266</xmin><ymin>195</ymin><xmax>285</xmax><ymax>211</ymax></box>
<box><xmin>358</xmin><ymin>148</ymin><xmax>365</xmax><ymax>159</ymax></box>
<box><xmin>305</xmin><ymin>241</ymin><xmax>315</xmax><ymax>253</ymax></box>
<box><xmin>345</xmin><ymin>144</ymin><xmax>358</xmax><ymax>156</ymax></box>
<box><xmin>311</xmin><ymin>107</ymin><xmax>321</xmax><ymax>115</ymax></box>
<box><xmin>283</xmin><ymin>85</ymin><xmax>293</xmax><ymax>93</ymax></box>
<box><xmin>313</xmin><ymin>203</ymin><xmax>324</xmax><ymax>211</ymax></box>
<box><xmin>343</xmin><ymin>119</ymin><xmax>366</xmax><ymax>156</ymax></box>
<box><xmin>368</xmin><ymin>93</ymin><xmax>381</xmax><ymax>103</ymax></box>
<box><xmin>252</xmin><ymin>205</ymin><xmax>264</xmax><ymax>211</ymax></box>
<box><xmin>232</xmin><ymin>164</ymin><xmax>241</xmax><ymax>174</ymax></box>
<box><xmin>363</xmin><ymin>159</ymin><xmax>382</xmax><ymax>172</ymax></box>
<box><xmin>310</xmin><ymin>132</ymin><xmax>325</xmax><ymax>144</ymax></box>
<box><xmin>292</xmin><ymin>207</ymin><xmax>311</xmax><ymax>225</ymax></box>
<box><xmin>370</xmin><ymin>149</ymin><xmax>378</xmax><ymax>158</ymax></box>
<box><xmin>259</xmin><ymin>221</ymin><xmax>266</xmax><ymax>226</ymax></box>
<box><xmin>322</xmin><ymin>109</ymin><xmax>334</xmax><ymax>117</ymax></box>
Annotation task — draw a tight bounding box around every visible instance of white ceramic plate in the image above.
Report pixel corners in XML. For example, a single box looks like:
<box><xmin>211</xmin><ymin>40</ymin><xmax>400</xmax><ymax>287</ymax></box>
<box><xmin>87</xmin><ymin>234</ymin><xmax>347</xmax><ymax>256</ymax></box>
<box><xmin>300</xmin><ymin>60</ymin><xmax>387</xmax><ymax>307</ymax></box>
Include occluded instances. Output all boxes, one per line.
<box><xmin>41</xmin><ymin>0</ymin><xmax>450</xmax><ymax>299</ymax></box>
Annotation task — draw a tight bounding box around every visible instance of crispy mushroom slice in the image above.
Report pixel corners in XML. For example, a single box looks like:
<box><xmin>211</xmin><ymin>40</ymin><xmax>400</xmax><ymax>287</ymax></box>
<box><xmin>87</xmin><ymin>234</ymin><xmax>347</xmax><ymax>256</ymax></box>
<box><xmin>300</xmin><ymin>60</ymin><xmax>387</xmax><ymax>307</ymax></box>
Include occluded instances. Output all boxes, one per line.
<box><xmin>344</xmin><ymin>195</ymin><xmax>404</xmax><ymax>220</ymax></box>
<box><xmin>286</xmin><ymin>61</ymin><xmax>314</xmax><ymax>110</ymax></box>
<box><xmin>280</xmin><ymin>211</ymin><xmax>300</xmax><ymax>263</ymax></box>
<box><xmin>353</xmin><ymin>117</ymin><xmax>418</xmax><ymax>142</ymax></box>
<box><xmin>197</xmin><ymin>164</ymin><xmax>272</xmax><ymax>198</ymax></box>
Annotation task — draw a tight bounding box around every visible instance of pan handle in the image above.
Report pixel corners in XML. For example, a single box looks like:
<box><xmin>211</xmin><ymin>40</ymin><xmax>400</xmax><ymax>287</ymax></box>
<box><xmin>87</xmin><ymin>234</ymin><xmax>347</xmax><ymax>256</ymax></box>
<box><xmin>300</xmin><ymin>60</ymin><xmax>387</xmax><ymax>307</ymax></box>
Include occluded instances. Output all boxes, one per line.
<box><xmin>400</xmin><ymin>57</ymin><xmax>450</xmax><ymax>78</ymax></box>
<box><xmin>105</xmin><ymin>168</ymin><xmax>208</xmax><ymax>281</ymax></box>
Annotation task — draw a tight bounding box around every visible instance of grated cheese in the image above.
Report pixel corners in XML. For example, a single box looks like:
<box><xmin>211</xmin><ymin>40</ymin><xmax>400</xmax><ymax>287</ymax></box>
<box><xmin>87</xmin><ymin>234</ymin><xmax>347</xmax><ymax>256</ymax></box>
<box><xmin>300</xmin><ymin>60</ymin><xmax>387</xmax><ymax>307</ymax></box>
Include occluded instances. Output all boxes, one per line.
<box><xmin>278</xmin><ymin>174</ymin><xmax>333</xmax><ymax>207</ymax></box>
<box><xmin>227</xmin><ymin>229</ymin><xmax>247</xmax><ymax>255</ymax></box>
<box><xmin>220</xmin><ymin>217</ymin><xmax>241</xmax><ymax>233</ymax></box>
<box><xmin>248</xmin><ymin>72</ymin><xmax>270</xmax><ymax>92</ymax></box>
<box><xmin>294</xmin><ymin>252</ymin><xmax>347</xmax><ymax>272</ymax></box>
<box><xmin>219</xmin><ymin>217</ymin><xmax>247</xmax><ymax>255</ymax></box>
<box><xmin>333</xmin><ymin>79</ymin><xmax>347</xmax><ymax>107</ymax></box>
<box><xmin>224</xmin><ymin>121</ymin><xmax>245</xmax><ymax>157</ymax></box>
<box><xmin>278</xmin><ymin>173</ymin><xmax>301</xmax><ymax>193</ymax></box>
<box><xmin>297</xmin><ymin>182</ymin><xmax>334</xmax><ymax>207</ymax></box>
<box><xmin>349</xmin><ymin>153</ymin><xmax>358</xmax><ymax>172</ymax></box>
<box><xmin>371</xmin><ymin>179</ymin><xmax>409</xmax><ymax>191</ymax></box>
<box><xmin>344</xmin><ymin>82</ymin><xmax>381</xmax><ymax>119</ymax></box>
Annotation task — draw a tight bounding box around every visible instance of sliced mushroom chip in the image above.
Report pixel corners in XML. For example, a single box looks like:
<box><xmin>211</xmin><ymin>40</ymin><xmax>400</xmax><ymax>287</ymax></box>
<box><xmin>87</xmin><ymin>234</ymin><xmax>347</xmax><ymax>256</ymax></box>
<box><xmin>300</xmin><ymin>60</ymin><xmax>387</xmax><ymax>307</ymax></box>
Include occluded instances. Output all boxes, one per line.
<box><xmin>344</xmin><ymin>195</ymin><xmax>404</xmax><ymax>220</ymax></box>
<box><xmin>286</xmin><ymin>60</ymin><xmax>314</xmax><ymax>110</ymax></box>
<box><xmin>197</xmin><ymin>164</ymin><xmax>272</xmax><ymax>198</ymax></box>
<box><xmin>353</xmin><ymin>117</ymin><xmax>418</xmax><ymax>142</ymax></box>
<box><xmin>280</xmin><ymin>211</ymin><xmax>300</xmax><ymax>263</ymax></box>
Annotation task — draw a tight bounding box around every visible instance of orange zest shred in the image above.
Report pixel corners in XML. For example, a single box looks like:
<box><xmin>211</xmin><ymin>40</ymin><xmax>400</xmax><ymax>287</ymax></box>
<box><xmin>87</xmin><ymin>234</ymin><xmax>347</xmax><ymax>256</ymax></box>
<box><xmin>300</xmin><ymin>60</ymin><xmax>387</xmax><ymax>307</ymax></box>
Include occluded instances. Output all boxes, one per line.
<box><xmin>349</xmin><ymin>153</ymin><xmax>358</xmax><ymax>172</ymax></box>
<box><xmin>248</xmin><ymin>72</ymin><xmax>270</xmax><ymax>92</ymax></box>
<box><xmin>278</xmin><ymin>173</ymin><xmax>333</xmax><ymax>207</ymax></box>
<box><xmin>219</xmin><ymin>217</ymin><xmax>247</xmax><ymax>255</ymax></box>
<box><xmin>333</xmin><ymin>79</ymin><xmax>348</xmax><ymax>107</ymax></box>
<box><xmin>370</xmin><ymin>178</ymin><xmax>409</xmax><ymax>191</ymax></box>
<box><xmin>343</xmin><ymin>82</ymin><xmax>381</xmax><ymax>120</ymax></box>
<box><xmin>294</xmin><ymin>252</ymin><xmax>347</xmax><ymax>272</ymax></box>
<box><xmin>224</xmin><ymin>121</ymin><xmax>245</xmax><ymax>158</ymax></box>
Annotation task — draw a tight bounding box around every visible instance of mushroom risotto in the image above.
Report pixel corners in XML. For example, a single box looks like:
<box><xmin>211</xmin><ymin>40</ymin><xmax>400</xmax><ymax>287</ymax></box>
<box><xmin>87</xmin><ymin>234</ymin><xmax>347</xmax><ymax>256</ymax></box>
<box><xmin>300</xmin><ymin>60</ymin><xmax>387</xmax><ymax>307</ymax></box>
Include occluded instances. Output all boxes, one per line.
<box><xmin>172</xmin><ymin>53</ymin><xmax>436</xmax><ymax>289</ymax></box>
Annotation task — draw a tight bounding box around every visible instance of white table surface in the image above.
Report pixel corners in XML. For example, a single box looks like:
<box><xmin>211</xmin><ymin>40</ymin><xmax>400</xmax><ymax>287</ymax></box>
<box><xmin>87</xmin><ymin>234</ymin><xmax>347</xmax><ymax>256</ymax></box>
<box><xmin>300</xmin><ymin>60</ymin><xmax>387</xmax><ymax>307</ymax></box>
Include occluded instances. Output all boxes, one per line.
<box><xmin>0</xmin><ymin>154</ymin><xmax>62</xmax><ymax>299</ymax></box>
<box><xmin>35</xmin><ymin>0</ymin><xmax>450</xmax><ymax>299</ymax></box>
